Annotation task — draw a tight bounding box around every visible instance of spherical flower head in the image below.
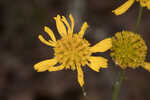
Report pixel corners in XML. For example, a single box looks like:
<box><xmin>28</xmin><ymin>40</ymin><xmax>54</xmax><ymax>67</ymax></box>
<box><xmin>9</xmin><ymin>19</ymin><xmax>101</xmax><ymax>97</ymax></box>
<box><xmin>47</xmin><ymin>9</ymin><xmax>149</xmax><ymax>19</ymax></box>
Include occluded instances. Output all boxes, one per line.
<box><xmin>110</xmin><ymin>31</ymin><xmax>147</xmax><ymax>69</ymax></box>
<box><xmin>34</xmin><ymin>14</ymin><xmax>112</xmax><ymax>87</ymax></box>
<box><xmin>112</xmin><ymin>0</ymin><xmax>150</xmax><ymax>15</ymax></box>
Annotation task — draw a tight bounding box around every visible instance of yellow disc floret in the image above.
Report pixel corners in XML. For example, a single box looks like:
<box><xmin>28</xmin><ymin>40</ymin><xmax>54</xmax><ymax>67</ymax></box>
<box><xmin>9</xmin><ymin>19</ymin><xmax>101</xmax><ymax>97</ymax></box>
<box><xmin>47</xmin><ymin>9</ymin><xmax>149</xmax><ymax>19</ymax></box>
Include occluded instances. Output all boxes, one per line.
<box><xmin>54</xmin><ymin>34</ymin><xmax>92</xmax><ymax>70</ymax></box>
<box><xmin>110</xmin><ymin>31</ymin><xmax>147</xmax><ymax>69</ymax></box>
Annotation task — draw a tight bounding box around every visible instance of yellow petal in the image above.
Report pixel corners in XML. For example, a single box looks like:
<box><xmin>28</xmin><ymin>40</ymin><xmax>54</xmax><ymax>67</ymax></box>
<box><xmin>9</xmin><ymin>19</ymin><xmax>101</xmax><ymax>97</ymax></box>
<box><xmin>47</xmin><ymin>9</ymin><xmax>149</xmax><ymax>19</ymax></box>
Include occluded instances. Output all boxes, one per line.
<box><xmin>38</xmin><ymin>35</ymin><xmax>55</xmax><ymax>47</ymax></box>
<box><xmin>34</xmin><ymin>58</ymin><xmax>57</xmax><ymax>72</ymax></box>
<box><xmin>136</xmin><ymin>0</ymin><xmax>148</xmax><ymax>7</ymax></box>
<box><xmin>142</xmin><ymin>62</ymin><xmax>150</xmax><ymax>72</ymax></box>
<box><xmin>54</xmin><ymin>15</ymin><xmax>67</xmax><ymax>36</ymax></box>
<box><xmin>69</xmin><ymin>14</ymin><xmax>74</xmax><ymax>34</ymax></box>
<box><xmin>44</xmin><ymin>26</ymin><xmax>56</xmax><ymax>42</ymax></box>
<box><xmin>139</xmin><ymin>1</ymin><xmax>147</xmax><ymax>7</ymax></box>
<box><xmin>90</xmin><ymin>38</ymin><xmax>112</xmax><ymax>53</ymax></box>
<box><xmin>77</xmin><ymin>64</ymin><xmax>84</xmax><ymax>87</ymax></box>
<box><xmin>78</xmin><ymin>22</ymin><xmax>88</xmax><ymax>37</ymax></box>
<box><xmin>112</xmin><ymin>0</ymin><xmax>135</xmax><ymax>15</ymax></box>
<box><xmin>37</xmin><ymin>66</ymin><xmax>50</xmax><ymax>72</ymax></box>
<box><xmin>48</xmin><ymin>65</ymin><xmax>65</xmax><ymax>71</ymax></box>
<box><xmin>146</xmin><ymin>1</ymin><xmax>150</xmax><ymax>9</ymax></box>
<box><xmin>61</xmin><ymin>16</ymin><xmax>71</xmax><ymax>34</ymax></box>
<box><xmin>88</xmin><ymin>56</ymin><xmax>108</xmax><ymax>72</ymax></box>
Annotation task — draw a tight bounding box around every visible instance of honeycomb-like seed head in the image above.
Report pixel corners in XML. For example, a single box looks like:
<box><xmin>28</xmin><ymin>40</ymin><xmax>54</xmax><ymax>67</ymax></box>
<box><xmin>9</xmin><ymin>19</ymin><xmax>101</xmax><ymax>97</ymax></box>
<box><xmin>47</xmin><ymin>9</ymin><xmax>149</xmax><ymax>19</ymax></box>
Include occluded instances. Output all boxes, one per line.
<box><xmin>110</xmin><ymin>31</ymin><xmax>147</xmax><ymax>69</ymax></box>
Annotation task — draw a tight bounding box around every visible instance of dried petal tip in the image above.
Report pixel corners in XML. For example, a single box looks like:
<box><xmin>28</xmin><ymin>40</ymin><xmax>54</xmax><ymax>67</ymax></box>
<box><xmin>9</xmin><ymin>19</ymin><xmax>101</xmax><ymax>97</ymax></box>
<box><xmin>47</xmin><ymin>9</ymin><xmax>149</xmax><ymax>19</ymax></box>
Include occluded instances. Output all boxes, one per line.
<box><xmin>110</xmin><ymin>31</ymin><xmax>147</xmax><ymax>69</ymax></box>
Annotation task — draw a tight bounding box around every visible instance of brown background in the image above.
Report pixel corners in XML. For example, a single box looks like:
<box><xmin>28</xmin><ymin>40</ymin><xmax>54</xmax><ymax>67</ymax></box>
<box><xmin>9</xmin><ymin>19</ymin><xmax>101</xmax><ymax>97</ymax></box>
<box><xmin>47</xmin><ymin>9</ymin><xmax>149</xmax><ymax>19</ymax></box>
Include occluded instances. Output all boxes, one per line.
<box><xmin>0</xmin><ymin>0</ymin><xmax>150</xmax><ymax>100</ymax></box>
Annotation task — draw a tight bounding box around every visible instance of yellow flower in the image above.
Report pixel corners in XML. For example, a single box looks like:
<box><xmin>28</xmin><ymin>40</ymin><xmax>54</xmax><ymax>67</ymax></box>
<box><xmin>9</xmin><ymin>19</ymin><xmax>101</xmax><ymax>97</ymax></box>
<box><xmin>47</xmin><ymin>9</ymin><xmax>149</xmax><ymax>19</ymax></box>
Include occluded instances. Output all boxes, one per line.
<box><xmin>34</xmin><ymin>14</ymin><xmax>112</xmax><ymax>87</ymax></box>
<box><xmin>112</xmin><ymin>0</ymin><xmax>150</xmax><ymax>15</ymax></box>
<box><xmin>110</xmin><ymin>30</ymin><xmax>150</xmax><ymax>71</ymax></box>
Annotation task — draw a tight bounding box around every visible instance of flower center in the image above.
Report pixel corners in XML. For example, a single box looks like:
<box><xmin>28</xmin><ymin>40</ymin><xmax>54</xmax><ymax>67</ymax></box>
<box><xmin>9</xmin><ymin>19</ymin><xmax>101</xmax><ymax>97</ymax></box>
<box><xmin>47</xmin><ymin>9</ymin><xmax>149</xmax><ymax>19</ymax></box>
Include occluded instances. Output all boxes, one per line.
<box><xmin>54</xmin><ymin>34</ymin><xmax>92</xmax><ymax>70</ymax></box>
<box><xmin>110</xmin><ymin>31</ymin><xmax>147</xmax><ymax>69</ymax></box>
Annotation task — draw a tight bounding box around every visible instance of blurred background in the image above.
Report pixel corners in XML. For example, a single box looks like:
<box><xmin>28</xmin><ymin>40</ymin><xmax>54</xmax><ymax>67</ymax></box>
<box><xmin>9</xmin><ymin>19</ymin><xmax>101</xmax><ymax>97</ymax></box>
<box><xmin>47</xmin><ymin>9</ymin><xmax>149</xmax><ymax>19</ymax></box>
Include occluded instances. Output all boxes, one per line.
<box><xmin>0</xmin><ymin>0</ymin><xmax>150</xmax><ymax>100</ymax></box>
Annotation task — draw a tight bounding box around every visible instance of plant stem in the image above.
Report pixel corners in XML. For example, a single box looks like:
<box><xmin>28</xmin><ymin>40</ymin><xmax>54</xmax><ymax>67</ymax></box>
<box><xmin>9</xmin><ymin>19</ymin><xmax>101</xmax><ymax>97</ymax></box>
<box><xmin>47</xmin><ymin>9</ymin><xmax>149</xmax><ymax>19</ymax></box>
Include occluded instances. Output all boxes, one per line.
<box><xmin>112</xmin><ymin>70</ymin><xmax>125</xmax><ymax>100</ymax></box>
<box><xmin>136</xmin><ymin>6</ymin><xmax>143</xmax><ymax>33</ymax></box>
<box><xmin>112</xmin><ymin>4</ymin><xmax>143</xmax><ymax>100</ymax></box>
<box><xmin>82</xmin><ymin>87</ymin><xmax>88</xmax><ymax>100</ymax></box>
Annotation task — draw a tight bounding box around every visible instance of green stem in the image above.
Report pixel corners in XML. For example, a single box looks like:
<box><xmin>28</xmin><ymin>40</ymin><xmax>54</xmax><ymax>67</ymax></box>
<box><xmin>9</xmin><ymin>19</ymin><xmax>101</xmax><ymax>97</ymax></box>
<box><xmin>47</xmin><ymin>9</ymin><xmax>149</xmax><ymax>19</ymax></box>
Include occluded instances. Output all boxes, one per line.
<box><xmin>135</xmin><ymin>6</ymin><xmax>143</xmax><ymax>33</ymax></box>
<box><xmin>112</xmin><ymin>70</ymin><xmax>125</xmax><ymax>100</ymax></box>
<box><xmin>82</xmin><ymin>87</ymin><xmax>88</xmax><ymax>100</ymax></box>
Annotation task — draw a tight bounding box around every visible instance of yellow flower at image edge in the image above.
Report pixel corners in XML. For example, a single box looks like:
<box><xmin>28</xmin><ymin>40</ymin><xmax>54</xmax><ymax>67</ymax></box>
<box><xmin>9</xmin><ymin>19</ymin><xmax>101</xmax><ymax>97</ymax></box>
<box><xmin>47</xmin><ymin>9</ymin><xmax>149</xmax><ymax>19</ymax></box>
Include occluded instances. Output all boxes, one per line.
<box><xmin>110</xmin><ymin>30</ymin><xmax>150</xmax><ymax>71</ymax></box>
<box><xmin>112</xmin><ymin>0</ymin><xmax>150</xmax><ymax>15</ymax></box>
<box><xmin>34</xmin><ymin>14</ymin><xmax>112</xmax><ymax>87</ymax></box>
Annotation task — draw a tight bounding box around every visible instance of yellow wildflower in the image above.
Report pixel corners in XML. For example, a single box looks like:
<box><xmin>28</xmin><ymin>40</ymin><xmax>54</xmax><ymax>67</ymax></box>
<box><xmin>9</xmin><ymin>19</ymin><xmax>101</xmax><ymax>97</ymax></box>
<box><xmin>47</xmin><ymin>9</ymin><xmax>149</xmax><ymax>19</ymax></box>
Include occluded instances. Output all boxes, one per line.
<box><xmin>110</xmin><ymin>30</ymin><xmax>150</xmax><ymax>71</ymax></box>
<box><xmin>34</xmin><ymin>14</ymin><xmax>112</xmax><ymax>87</ymax></box>
<box><xmin>112</xmin><ymin>0</ymin><xmax>150</xmax><ymax>15</ymax></box>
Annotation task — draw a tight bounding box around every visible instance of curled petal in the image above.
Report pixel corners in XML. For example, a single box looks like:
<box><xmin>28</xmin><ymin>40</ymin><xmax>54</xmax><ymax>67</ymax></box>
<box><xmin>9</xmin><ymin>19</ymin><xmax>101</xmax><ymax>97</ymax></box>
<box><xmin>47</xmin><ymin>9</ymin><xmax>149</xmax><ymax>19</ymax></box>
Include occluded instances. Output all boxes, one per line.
<box><xmin>48</xmin><ymin>65</ymin><xmax>65</xmax><ymax>71</ymax></box>
<box><xmin>112</xmin><ymin>0</ymin><xmax>135</xmax><ymax>15</ymax></box>
<box><xmin>88</xmin><ymin>56</ymin><xmax>108</xmax><ymax>72</ymax></box>
<box><xmin>54</xmin><ymin>15</ymin><xmax>67</xmax><ymax>36</ymax></box>
<box><xmin>69</xmin><ymin>14</ymin><xmax>75</xmax><ymax>33</ymax></box>
<box><xmin>142</xmin><ymin>62</ymin><xmax>150</xmax><ymax>72</ymax></box>
<box><xmin>34</xmin><ymin>58</ymin><xmax>57</xmax><ymax>72</ymax></box>
<box><xmin>62</xmin><ymin>16</ymin><xmax>71</xmax><ymax>34</ymax></box>
<box><xmin>38</xmin><ymin>35</ymin><xmax>55</xmax><ymax>47</ymax></box>
<box><xmin>44</xmin><ymin>26</ymin><xmax>56</xmax><ymax>42</ymax></box>
<box><xmin>77</xmin><ymin>64</ymin><xmax>84</xmax><ymax>87</ymax></box>
<box><xmin>78</xmin><ymin>22</ymin><xmax>88</xmax><ymax>37</ymax></box>
<box><xmin>90</xmin><ymin>38</ymin><xmax>112</xmax><ymax>53</ymax></box>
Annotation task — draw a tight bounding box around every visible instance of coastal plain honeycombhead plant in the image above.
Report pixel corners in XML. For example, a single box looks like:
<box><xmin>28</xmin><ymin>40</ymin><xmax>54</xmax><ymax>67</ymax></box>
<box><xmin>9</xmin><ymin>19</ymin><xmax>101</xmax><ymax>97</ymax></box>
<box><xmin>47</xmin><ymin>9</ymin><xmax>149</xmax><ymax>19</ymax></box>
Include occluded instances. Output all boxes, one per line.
<box><xmin>34</xmin><ymin>14</ymin><xmax>112</xmax><ymax>87</ymax></box>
